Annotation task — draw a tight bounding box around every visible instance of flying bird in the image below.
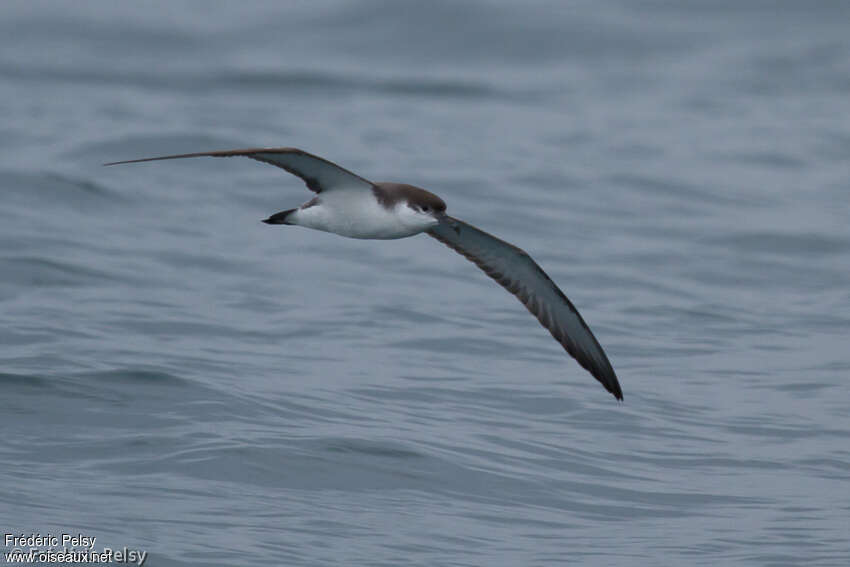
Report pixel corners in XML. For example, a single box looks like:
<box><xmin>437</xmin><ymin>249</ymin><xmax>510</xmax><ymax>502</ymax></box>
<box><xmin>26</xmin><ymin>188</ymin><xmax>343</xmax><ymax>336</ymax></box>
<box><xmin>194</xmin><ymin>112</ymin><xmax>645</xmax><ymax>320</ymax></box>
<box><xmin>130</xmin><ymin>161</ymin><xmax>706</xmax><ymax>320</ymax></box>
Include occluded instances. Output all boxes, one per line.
<box><xmin>105</xmin><ymin>148</ymin><xmax>622</xmax><ymax>400</ymax></box>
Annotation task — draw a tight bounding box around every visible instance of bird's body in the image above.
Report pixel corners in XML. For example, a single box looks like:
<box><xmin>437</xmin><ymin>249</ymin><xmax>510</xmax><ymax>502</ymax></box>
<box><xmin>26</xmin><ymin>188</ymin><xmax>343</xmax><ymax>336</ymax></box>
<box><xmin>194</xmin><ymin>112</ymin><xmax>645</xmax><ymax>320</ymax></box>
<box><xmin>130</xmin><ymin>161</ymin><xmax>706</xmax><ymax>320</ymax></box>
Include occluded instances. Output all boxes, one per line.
<box><xmin>283</xmin><ymin>183</ymin><xmax>441</xmax><ymax>240</ymax></box>
<box><xmin>106</xmin><ymin>147</ymin><xmax>623</xmax><ymax>400</ymax></box>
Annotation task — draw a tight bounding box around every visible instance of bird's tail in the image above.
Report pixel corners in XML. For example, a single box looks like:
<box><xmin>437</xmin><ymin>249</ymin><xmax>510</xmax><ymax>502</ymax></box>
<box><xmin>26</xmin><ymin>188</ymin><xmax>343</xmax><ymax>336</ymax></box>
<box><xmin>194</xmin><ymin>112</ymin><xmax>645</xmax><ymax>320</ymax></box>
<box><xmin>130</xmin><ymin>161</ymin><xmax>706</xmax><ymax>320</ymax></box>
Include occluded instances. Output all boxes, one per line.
<box><xmin>262</xmin><ymin>209</ymin><xmax>297</xmax><ymax>225</ymax></box>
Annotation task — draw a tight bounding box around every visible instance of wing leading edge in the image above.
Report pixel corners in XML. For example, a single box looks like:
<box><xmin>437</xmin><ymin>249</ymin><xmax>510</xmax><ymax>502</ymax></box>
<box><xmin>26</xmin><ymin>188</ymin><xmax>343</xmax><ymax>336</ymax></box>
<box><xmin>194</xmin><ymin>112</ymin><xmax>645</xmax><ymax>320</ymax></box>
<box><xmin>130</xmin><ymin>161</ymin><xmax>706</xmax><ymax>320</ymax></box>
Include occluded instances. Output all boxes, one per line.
<box><xmin>105</xmin><ymin>147</ymin><xmax>374</xmax><ymax>194</ymax></box>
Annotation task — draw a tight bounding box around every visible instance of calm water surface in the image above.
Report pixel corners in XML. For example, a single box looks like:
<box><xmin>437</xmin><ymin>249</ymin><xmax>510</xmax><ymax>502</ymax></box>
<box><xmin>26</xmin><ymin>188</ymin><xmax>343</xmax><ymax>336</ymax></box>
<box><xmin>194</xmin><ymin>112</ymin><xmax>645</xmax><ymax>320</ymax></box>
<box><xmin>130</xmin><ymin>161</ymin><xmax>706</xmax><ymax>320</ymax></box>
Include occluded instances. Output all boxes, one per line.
<box><xmin>2</xmin><ymin>1</ymin><xmax>849</xmax><ymax>565</ymax></box>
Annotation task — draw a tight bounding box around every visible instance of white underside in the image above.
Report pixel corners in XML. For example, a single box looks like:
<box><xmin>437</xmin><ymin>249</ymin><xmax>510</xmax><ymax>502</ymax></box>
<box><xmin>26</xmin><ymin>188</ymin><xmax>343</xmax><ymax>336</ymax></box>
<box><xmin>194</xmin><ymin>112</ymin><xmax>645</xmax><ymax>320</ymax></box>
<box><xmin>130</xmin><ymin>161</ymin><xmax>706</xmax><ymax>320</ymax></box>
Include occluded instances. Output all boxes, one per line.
<box><xmin>288</xmin><ymin>187</ymin><xmax>438</xmax><ymax>239</ymax></box>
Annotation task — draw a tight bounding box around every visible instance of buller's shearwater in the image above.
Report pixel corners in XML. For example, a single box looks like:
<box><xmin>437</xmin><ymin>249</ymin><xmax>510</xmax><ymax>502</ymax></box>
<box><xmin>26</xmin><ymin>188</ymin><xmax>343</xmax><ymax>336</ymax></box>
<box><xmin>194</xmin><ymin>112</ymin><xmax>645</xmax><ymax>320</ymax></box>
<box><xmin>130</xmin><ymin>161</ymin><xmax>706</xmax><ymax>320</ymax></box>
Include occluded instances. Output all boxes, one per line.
<box><xmin>106</xmin><ymin>148</ymin><xmax>623</xmax><ymax>400</ymax></box>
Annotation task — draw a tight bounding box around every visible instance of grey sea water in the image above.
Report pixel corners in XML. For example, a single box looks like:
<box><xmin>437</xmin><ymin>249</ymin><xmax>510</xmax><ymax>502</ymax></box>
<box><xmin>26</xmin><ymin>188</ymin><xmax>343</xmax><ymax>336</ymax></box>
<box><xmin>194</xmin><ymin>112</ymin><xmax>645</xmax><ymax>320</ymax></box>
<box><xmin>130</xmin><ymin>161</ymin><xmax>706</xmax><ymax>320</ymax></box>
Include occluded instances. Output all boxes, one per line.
<box><xmin>2</xmin><ymin>1</ymin><xmax>849</xmax><ymax>565</ymax></box>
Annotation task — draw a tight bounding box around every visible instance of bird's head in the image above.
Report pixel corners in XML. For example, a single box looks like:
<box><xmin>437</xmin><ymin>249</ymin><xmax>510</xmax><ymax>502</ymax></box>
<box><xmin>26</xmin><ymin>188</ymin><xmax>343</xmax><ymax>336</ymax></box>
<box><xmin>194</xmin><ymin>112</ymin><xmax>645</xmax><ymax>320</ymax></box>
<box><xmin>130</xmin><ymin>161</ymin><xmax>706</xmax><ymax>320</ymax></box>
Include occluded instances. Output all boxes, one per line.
<box><xmin>401</xmin><ymin>189</ymin><xmax>447</xmax><ymax>232</ymax></box>
<box><xmin>374</xmin><ymin>182</ymin><xmax>447</xmax><ymax>230</ymax></box>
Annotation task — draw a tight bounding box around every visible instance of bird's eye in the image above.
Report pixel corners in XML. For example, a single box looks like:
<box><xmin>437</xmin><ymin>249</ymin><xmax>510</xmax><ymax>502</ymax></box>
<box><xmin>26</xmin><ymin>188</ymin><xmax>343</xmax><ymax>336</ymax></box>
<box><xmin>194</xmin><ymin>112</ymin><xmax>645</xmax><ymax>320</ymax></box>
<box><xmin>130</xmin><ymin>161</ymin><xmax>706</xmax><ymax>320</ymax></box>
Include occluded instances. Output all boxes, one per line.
<box><xmin>422</xmin><ymin>206</ymin><xmax>430</xmax><ymax>212</ymax></box>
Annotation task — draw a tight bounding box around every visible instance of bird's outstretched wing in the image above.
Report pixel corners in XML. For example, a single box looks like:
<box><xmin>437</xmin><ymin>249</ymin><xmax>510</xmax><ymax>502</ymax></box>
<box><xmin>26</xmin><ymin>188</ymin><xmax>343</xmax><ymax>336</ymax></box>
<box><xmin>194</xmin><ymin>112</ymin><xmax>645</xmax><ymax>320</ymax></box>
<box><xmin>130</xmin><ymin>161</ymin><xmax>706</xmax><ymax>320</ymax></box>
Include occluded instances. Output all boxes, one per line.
<box><xmin>105</xmin><ymin>147</ymin><xmax>374</xmax><ymax>194</ymax></box>
<box><xmin>428</xmin><ymin>215</ymin><xmax>622</xmax><ymax>400</ymax></box>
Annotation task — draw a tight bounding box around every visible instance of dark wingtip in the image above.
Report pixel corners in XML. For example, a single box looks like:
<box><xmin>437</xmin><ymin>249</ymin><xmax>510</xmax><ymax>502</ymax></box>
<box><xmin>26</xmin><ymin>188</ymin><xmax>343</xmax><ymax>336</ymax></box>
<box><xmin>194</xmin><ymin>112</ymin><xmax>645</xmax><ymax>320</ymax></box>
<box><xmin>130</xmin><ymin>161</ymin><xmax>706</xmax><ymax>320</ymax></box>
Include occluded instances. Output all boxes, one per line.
<box><xmin>589</xmin><ymin>365</ymin><xmax>622</xmax><ymax>401</ymax></box>
<box><xmin>604</xmin><ymin>374</ymin><xmax>624</xmax><ymax>401</ymax></box>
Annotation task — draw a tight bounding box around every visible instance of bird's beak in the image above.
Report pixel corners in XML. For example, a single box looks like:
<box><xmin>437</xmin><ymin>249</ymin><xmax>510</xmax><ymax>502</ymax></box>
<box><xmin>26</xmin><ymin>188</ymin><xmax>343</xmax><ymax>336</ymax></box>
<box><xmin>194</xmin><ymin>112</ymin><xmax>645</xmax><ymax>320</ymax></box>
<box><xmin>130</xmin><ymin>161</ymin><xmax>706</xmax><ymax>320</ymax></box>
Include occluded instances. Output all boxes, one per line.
<box><xmin>431</xmin><ymin>212</ymin><xmax>456</xmax><ymax>233</ymax></box>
